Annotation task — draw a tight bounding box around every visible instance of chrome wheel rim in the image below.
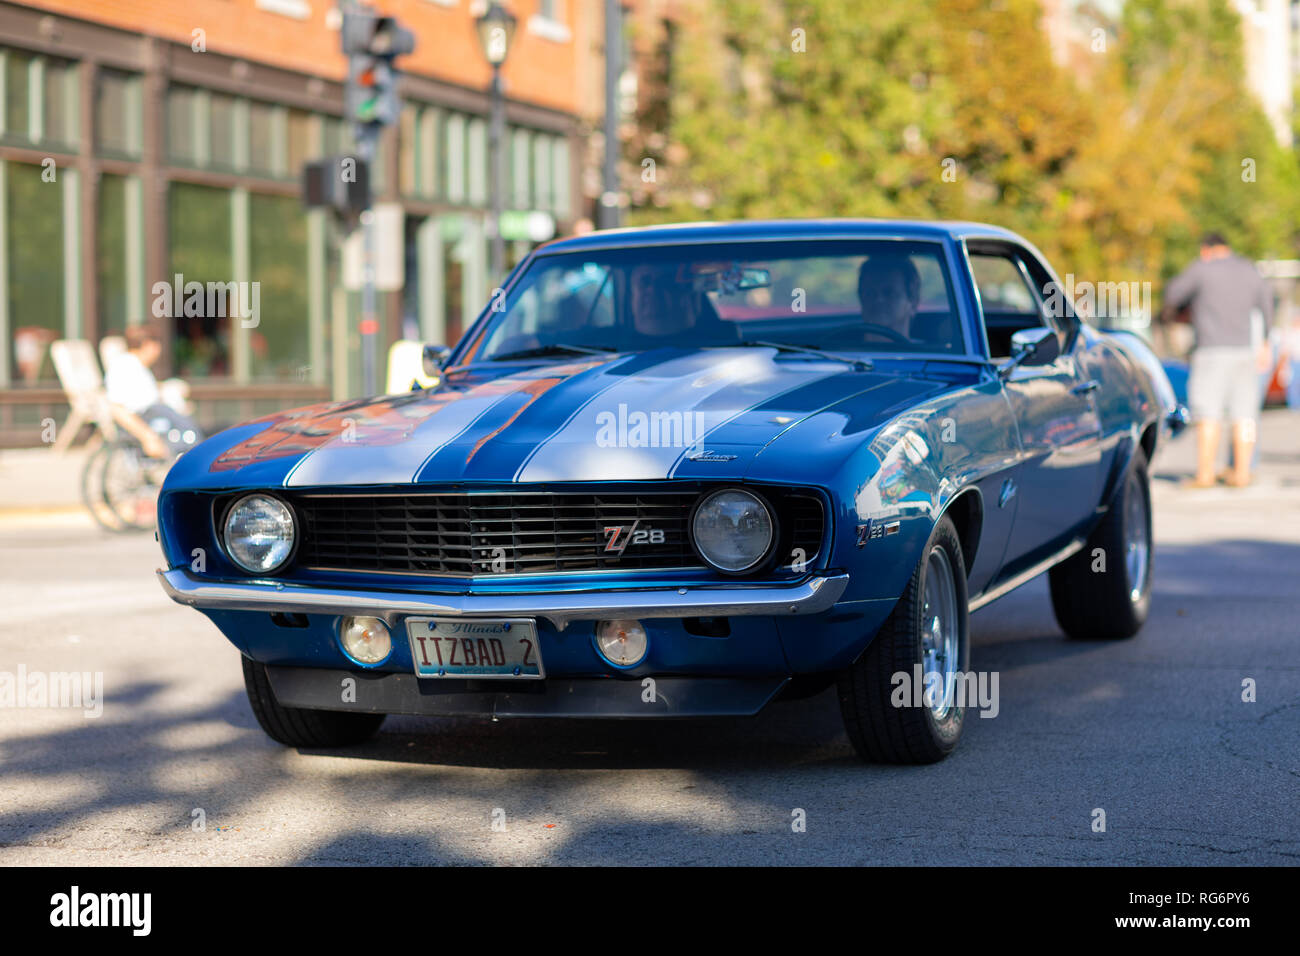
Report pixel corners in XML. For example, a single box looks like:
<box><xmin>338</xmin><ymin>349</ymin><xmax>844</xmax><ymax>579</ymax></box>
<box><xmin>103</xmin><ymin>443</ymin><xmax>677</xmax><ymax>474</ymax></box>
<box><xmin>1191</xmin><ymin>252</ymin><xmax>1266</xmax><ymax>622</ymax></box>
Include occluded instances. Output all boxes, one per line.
<box><xmin>1124</xmin><ymin>471</ymin><xmax>1149</xmax><ymax>603</ymax></box>
<box><xmin>920</xmin><ymin>546</ymin><xmax>960</xmax><ymax>721</ymax></box>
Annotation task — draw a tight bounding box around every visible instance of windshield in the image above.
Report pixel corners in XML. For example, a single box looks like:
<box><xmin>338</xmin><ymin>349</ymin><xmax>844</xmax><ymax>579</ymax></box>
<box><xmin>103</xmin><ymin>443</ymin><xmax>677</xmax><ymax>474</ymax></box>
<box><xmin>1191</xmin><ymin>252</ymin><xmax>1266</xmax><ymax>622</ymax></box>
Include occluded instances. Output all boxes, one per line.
<box><xmin>462</xmin><ymin>239</ymin><xmax>965</xmax><ymax>362</ymax></box>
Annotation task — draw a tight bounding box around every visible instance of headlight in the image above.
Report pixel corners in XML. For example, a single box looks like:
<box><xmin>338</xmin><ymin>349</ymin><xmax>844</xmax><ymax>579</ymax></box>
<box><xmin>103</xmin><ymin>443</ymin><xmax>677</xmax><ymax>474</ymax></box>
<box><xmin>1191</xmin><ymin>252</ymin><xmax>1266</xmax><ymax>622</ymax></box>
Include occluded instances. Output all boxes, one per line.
<box><xmin>223</xmin><ymin>494</ymin><xmax>296</xmax><ymax>574</ymax></box>
<box><xmin>691</xmin><ymin>488</ymin><xmax>775</xmax><ymax>573</ymax></box>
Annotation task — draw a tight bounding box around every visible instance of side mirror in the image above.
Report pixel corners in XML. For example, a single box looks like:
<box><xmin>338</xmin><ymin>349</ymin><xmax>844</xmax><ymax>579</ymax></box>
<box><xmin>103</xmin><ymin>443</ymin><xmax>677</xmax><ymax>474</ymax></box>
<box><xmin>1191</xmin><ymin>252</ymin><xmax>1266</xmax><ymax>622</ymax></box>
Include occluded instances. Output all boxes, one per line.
<box><xmin>422</xmin><ymin>344</ymin><xmax>451</xmax><ymax>379</ymax></box>
<box><xmin>999</xmin><ymin>327</ymin><xmax>1060</xmax><ymax>378</ymax></box>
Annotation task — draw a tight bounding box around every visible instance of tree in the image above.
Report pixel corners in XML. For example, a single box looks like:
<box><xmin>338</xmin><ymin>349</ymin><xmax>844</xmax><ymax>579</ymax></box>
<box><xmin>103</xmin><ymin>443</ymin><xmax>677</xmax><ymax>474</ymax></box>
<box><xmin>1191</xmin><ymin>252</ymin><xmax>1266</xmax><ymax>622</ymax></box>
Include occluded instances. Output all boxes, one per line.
<box><xmin>629</xmin><ymin>0</ymin><xmax>1300</xmax><ymax>285</ymax></box>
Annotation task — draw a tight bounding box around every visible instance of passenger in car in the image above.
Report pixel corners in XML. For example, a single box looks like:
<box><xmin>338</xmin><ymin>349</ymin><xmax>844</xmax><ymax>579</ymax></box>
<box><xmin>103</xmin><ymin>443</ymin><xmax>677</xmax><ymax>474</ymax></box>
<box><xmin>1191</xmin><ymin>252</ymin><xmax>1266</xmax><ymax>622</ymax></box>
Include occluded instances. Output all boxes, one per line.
<box><xmin>629</xmin><ymin>264</ymin><xmax>739</xmax><ymax>345</ymax></box>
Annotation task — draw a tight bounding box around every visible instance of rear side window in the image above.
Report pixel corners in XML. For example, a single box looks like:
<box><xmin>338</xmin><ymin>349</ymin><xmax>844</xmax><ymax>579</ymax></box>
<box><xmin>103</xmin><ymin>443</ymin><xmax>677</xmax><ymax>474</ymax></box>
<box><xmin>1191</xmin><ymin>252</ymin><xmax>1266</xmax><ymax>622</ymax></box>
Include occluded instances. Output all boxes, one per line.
<box><xmin>970</xmin><ymin>255</ymin><xmax>1039</xmax><ymax>313</ymax></box>
<box><xmin>969</xmin><ymin>251</ymin><xmax>1047</xmax><ymax>360</ymax></box>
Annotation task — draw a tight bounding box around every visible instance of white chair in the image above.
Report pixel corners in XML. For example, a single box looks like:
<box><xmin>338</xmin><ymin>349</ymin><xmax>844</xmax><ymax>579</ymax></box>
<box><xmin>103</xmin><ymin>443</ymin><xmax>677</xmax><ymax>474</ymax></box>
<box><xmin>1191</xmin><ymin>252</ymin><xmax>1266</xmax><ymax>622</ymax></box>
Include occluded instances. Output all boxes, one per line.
<box><xmin>49</xmin><ymin>339</ymin><xmax>119</xmax><ymax>453</ymax></box>
<box><xmin>98</xmin><ymin>334</ymin><xmax>127</xmax><ymax>371</ymax></box>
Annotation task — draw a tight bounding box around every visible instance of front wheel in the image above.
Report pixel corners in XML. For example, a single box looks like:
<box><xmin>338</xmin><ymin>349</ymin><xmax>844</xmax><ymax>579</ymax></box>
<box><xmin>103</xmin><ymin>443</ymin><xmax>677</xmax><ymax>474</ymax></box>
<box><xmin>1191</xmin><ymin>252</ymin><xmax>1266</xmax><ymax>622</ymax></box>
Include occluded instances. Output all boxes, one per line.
<box><xmin>1048</xmin><ymin>450</ymin><xmax>1152</xmax><ymax>641</ymax></box>
<box><xmin>81</xmin><ymin>441</ymin><xmax>126</xmax><ymax>532</ymax></box>
<box><xmin>99</xmin><ymin>440</ymin><xmax>166</xmax><ymax>532</ymax></box>
<box><xmin>837</xmin><ymin>515</ymin><xmax>970</xmax><ymax>764</ymax></box>
<box><xmin>241</xmin><ymin>656</ymin><xmax>385</xmax><ymax>747</ymax></box>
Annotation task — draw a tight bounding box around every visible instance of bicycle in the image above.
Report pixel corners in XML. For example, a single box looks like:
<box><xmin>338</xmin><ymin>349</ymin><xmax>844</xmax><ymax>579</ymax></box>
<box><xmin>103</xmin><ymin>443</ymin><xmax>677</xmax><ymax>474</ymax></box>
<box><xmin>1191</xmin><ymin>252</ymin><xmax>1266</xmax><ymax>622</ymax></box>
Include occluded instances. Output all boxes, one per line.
<box><xmin>81</xmin><ymin>435</ymin><xmax>173</xmax><ymax>532</ymax></box>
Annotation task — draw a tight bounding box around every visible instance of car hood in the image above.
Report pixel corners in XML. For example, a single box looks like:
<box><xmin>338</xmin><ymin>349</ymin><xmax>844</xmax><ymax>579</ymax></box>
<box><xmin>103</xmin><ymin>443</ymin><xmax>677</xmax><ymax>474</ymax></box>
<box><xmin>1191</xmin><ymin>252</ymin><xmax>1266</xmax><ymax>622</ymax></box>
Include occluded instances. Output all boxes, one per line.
<box><xmin>171</xmin><ymin>347</ymin><xmax>961</xmax><ymax>489</ymax></box>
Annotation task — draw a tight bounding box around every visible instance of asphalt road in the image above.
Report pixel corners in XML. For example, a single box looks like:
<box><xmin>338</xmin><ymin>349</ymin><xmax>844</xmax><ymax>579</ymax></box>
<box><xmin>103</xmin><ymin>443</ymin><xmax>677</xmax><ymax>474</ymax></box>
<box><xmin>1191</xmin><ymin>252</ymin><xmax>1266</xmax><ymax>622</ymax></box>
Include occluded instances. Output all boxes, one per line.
<box><xmin>2</xmin><ymin>412</ymin><xmax>1298</xmax><ymax>866</ymax></box>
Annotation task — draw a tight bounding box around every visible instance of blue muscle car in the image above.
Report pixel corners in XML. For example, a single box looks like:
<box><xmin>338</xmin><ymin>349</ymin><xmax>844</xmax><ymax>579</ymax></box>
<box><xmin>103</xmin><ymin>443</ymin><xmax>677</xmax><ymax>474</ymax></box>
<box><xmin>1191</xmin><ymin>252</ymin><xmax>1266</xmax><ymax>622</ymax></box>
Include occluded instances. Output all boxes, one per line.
<box><xmin>156</xmin><ymin>220</ymin><xmax>1185</xmax><ymax>763</ymax></box>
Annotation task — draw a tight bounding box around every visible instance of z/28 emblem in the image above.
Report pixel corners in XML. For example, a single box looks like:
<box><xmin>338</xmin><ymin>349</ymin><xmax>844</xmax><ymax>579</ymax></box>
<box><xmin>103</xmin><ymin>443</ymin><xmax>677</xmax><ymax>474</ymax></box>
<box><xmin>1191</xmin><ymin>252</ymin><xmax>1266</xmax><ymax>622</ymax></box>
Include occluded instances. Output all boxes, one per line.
<box><xmin>603</xmin><ymin>521</ymin><xmax>666</xmax><ymax>553</ymax></box>
<box><xmin>857</xmin><ymin>519</ymin><xmax>901</xmax><ymax>547</ymax></box>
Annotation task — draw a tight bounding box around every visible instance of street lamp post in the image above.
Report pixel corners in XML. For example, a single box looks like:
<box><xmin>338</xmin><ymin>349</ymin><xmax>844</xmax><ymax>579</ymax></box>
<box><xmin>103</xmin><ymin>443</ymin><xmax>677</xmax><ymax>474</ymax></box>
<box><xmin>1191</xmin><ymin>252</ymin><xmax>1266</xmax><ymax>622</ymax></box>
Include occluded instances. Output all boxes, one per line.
<box><xmin>475</xmin><ymin>3</ymin><xmax>517</xmax><ymax>289</ymax></box>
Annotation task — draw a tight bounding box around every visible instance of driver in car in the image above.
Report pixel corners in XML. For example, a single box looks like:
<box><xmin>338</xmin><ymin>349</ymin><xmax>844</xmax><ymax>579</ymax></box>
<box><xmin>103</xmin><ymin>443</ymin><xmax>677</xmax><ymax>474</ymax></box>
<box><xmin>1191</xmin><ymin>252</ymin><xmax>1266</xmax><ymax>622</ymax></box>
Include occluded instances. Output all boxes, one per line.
<box><xmin>857</xmin><ymin>254</ymin><xmax>922</xmax><ymax>342</ymax></box>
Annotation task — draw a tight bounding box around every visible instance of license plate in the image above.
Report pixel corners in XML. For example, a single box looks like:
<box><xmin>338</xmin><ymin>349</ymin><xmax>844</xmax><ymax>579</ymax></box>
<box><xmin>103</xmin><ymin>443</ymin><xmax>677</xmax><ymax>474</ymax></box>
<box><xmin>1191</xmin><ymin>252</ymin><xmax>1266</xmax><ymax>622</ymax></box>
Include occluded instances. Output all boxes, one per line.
<box><xmin>406</xmin><ymin>617</ymin><xmax>544</xmax><ymax>679</ymax></box>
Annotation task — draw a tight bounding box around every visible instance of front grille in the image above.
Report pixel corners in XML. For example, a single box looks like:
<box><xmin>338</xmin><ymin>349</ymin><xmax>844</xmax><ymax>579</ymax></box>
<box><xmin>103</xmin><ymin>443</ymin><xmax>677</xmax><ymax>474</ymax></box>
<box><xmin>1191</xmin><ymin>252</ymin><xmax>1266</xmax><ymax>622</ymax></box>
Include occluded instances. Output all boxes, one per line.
<box><xmin>287</xmin><ymin>489</ymin><xmax>824</xmax><ymax>578</ymax></box>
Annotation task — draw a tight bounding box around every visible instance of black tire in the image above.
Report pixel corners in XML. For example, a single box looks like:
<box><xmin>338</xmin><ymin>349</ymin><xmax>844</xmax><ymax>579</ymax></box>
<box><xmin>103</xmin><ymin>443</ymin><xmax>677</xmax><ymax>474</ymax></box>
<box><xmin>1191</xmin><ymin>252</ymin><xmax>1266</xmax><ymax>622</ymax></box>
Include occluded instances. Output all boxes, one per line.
<box><xmin>1049</xmin><ymin>450</ymin><xmax>1152</xmax><ymax>641</ymax></box>
<box><xmin>837</xmin><ymin>515</ymin><xmax>970</xmax><ymax>764</ymax></box>
<box><xmin>241</xmin><ymin>656</ymin><xmax>385</xmax><ymax>747</ymax></box>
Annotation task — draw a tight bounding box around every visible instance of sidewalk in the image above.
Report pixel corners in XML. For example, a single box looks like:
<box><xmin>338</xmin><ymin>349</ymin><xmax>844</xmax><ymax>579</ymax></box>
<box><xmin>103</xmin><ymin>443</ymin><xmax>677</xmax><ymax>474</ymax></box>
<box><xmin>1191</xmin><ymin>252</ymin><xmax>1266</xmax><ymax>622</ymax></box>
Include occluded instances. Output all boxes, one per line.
<box><xmin>0</xmin><ymin>446</ymin><xmax>94</xmax><ymax>527</ymax></box>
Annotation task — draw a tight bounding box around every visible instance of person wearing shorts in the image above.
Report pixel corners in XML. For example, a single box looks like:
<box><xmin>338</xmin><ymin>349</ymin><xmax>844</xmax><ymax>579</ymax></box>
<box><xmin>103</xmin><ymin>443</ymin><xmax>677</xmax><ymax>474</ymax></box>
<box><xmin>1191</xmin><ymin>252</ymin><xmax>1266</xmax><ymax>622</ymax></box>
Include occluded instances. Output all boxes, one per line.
<box><xmin>1163</xmin><ymin>234</ymin><xmax>1272</xmax><ymax>487</ymax></box>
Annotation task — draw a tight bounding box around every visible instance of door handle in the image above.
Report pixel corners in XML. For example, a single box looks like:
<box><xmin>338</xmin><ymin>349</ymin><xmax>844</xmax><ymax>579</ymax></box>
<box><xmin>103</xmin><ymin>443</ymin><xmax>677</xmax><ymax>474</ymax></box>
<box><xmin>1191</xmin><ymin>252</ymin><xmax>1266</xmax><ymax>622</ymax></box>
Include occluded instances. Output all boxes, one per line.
<box><xmin>1071</xmin><ymin>379</ymin><xmax>1100</xmax><ymax>396</ymax></box>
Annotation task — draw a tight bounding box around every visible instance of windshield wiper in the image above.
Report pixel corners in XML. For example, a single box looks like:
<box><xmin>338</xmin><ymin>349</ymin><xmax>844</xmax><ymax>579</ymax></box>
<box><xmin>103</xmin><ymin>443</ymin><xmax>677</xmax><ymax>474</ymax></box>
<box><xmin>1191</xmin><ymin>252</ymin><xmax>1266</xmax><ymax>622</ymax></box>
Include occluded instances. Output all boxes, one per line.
<box><xmin>740</xmin><ymin>340</ymin><xmax>873</xmax><ymax>372</ymax></box>
<box><xmin>490</xmin><ymin>343</ymin><xmax>618</xmax><ymax>362</ymax></box>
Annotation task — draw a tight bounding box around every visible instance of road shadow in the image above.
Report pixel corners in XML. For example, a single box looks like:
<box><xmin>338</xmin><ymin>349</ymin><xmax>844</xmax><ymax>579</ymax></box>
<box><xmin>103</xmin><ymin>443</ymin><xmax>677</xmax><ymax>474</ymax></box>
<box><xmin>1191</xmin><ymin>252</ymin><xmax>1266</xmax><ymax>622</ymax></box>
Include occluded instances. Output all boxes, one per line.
<box><xmin>5</xmin><ymin>535</ymin><xmax>1297</xmax><ymax>864</ymax></box>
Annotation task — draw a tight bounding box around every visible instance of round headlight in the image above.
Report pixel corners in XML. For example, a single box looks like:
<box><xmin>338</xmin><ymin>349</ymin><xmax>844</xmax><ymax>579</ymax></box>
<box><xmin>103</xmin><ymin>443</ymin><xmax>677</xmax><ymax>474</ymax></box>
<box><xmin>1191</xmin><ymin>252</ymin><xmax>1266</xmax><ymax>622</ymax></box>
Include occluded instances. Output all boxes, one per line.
<box><xmin>691</xmin><ymin>488</ymin><xmax>775</xmax><ymax>573</ymax></box>
<box><xmin>223</xmin><ymin>494</ymin><xmax>295</xmax><ymax>574</ymax></box>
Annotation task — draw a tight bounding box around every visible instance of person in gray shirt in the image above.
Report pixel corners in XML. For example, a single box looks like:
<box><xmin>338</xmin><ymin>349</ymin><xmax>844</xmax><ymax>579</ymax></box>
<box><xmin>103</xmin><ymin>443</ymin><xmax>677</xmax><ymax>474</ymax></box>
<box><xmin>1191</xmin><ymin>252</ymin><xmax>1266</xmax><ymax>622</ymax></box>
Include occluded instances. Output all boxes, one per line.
<box><xmin>1163</xmin><ymin>233</ymin><xmax>1271</xmax><ymax>487</ymax></box>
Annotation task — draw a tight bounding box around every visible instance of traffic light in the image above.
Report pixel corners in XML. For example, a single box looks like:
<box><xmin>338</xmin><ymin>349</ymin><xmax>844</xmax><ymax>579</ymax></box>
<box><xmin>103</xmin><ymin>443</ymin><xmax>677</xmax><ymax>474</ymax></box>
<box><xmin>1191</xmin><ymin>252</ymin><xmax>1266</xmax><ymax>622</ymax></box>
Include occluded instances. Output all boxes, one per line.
<box><xmin>302</xmin><ymin>155</ymin><xmax>371</xmax><ymax>216</ymax></box>
<box><xmin>343</xmin><ymin>9</ymin><xmax>415</xmax><ymax>129</ymax></box>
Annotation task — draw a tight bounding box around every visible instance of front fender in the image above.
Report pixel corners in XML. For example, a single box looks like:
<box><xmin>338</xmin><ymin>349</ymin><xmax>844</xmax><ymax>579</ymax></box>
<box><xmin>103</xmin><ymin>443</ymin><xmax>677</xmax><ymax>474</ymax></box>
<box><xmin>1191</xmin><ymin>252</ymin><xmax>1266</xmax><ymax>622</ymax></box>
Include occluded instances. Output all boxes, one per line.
<box><xmin>823</xmin><ymin>377</ymin><xmax>1019</xmax><ymax>605</ymax></box>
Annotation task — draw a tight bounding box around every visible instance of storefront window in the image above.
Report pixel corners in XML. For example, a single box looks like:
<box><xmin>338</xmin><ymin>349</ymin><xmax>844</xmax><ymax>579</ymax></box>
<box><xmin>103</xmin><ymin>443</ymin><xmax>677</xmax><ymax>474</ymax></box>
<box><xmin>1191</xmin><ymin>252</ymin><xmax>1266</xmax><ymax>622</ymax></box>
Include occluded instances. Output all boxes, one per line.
<box><xmin>43</xmin><ymin>59</ymin><xmax>77</xmax><ymax>150</ymax></box>
<box><xmin>445</xmin><ymin>113</ymin><xmax>465</xmax><ymax>203</ymax></box>
<box><xmin>532</xmin><ymin>135</ymin><xmax>552</xmax><ymax>212</ymax></box>
<box><xmin>322</xmin><ymin>115</ymin><xmax>345</xmax><ymax>156</ymax></box>
<box><xmin>511</xmin><ymin>129</ymin><xmax>531</xmax><ymax>209</ymax></box>
<box><xmin>399</xmin><ymin>104</ymin><xmax>417</xmax><ymax>196</ymax></box>
<box><xmin>287</xmin><ymin>108</ymin><xmax>311</xmax><ymax>178</ymax></box>
<box><xmin>249</xmin><ymin>101</ymin><xmax>276</xmax><ymax>177</ymax></box>
<box><xmin>419</xmin><ymin>107</ymin><xmax>439</xmax><ymax>198</ymax></box>
<box><xmin>467</xmin><ymin>117</ymin><xmax>486</xmax><ymax>205</ymax></box>
<box><xmin>7</xmin><ymin>160</ymin><xmax>64</xmax><ymax>384</ymax></box>
<box><xmin>97</xmin><ymin>173</ymin><xmax>129</xmax><ymax>337</ymax></box>
<box><xmin>552</xmin><ymin>137</ymin><xmax>570</xmax><ymax>216</ymax></box>
<box><xmin>442</xmin><ymin>216</ymin><xmax>466</xmax><ymax>344</ymax></box>
<box><xmin>169</xmin><ymin>182</ymin><xmax>232</xmax><ymax>379</ymax></box>
<box><xmin>249</xmin><ymin>193</ymin><xmax>309</xmax><ymax>381</ymax></box>
<box><xmin>4</xmin><ymin>51</ymin><xmax>32</xmax><ymax>142</ymax></box>
<box><xmin>210</xmin><ymin>92</ymin><xmax>237</xmax><ymax>170</ymax></box>
<box><xmin>167</xmin><ymin>86</ymin><xmax>197</xmax><ymax>164</ymax></box>
<box><xmin>96</xmin><ymin>69</ymin><xmax>141</xmax><ymax>158</ymax></box>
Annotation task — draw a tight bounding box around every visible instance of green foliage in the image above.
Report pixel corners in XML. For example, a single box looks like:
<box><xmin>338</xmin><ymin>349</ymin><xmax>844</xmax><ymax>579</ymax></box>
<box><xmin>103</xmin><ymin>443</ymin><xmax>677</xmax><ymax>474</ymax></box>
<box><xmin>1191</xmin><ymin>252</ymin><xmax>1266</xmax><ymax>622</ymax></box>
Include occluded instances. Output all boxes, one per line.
<box><xmin>629</xmin><ymin>0</ymin><xmax>1300</xmax><ymax>282</ymax></box>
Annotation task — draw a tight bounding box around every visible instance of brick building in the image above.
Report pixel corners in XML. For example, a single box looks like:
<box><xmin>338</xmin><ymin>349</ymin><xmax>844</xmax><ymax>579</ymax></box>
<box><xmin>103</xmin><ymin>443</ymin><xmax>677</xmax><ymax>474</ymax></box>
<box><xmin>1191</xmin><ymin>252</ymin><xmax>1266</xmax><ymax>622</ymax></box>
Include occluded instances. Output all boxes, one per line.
<box><xmin>0</xmin><ymin>0</ymin><xmax>587</xmax><ymax>445</ymax></box>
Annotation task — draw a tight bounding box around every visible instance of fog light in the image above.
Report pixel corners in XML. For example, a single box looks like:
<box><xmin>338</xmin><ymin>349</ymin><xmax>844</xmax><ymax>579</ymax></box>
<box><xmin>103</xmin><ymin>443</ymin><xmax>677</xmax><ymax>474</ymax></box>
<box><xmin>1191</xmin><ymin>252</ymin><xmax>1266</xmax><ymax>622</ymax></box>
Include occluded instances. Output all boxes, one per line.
<box><xmin>594</xmin><ymin>619</ymin><xmax>648</xmax><ymax>668</ymax></box>
<box><xmin>340</xmin><ymin>616</ymin><xmax>391</xmax><ymax>664</ymax></box>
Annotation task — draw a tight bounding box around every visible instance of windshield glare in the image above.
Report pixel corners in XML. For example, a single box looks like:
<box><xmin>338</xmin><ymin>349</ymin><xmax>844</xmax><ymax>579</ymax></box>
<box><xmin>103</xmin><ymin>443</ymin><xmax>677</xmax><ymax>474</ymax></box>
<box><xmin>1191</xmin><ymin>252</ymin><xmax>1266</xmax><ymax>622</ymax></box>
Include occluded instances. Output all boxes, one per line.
<box><xmin>468</xmin><ymin>239</ymin><xmax>964</xmax><ymax>362</ymax></box>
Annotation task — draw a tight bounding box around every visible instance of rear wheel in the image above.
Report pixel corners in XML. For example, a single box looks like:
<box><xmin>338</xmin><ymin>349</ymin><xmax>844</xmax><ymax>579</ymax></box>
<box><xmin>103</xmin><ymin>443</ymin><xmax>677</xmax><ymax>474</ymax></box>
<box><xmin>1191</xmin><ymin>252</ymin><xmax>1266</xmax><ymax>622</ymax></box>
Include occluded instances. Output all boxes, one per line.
<box><xmin>837</xmin><ymin>516</ymin><xmax>970</xmax><ymax>764</ymax></box>
<box><xmin>81</xmin><ymin>442</ymin><xmax>126</xmax><ymax>532</ymax></box>
<box><xmin>241</xmin><ymin>656</ymin><xmax>386</xmax><ymax>747</ymax></box>
<box><xmin>1049</xmin><ymin>451</ymin><xmax>1152</xmax><ymax>640</ymax></box>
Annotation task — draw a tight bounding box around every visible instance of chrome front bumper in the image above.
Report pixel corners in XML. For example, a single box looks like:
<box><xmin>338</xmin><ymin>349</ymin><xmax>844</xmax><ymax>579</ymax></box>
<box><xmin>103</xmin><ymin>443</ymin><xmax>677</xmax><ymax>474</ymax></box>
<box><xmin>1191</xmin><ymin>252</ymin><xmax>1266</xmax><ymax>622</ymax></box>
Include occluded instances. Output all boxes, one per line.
<box><xmin>156</xmin><ymin>568</ymin><xmax>850</xmax><ymax>631</ymax></box>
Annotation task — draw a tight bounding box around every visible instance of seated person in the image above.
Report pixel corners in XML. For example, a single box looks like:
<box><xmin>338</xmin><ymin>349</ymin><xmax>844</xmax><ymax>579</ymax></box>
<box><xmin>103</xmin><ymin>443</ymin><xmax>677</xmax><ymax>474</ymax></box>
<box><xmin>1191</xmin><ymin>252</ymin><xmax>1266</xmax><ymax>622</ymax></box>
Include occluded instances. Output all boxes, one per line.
<box><xmin>628</xmin><ymin>264</ymin><xmax>740</xmax><ymax>346</ymax></box>
<box><xmin>856</xmin><ymin>254</ymin><xmax>922</xmax><ymax>343</ymax></box>
<box><xmin>105</xmin><ymin>321</ymin><xmax>204</xmax><ymax>455</ymax></box>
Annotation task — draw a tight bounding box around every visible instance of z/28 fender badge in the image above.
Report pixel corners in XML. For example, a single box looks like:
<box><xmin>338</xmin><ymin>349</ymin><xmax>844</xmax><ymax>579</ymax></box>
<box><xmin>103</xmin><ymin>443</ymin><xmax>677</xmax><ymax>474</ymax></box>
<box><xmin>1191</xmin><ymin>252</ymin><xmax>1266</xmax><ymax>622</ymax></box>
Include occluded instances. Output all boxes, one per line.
<box><xmin>857</xmin><ymin>518</ymin><xmax>901</xmax><ymax>547</ymax></box>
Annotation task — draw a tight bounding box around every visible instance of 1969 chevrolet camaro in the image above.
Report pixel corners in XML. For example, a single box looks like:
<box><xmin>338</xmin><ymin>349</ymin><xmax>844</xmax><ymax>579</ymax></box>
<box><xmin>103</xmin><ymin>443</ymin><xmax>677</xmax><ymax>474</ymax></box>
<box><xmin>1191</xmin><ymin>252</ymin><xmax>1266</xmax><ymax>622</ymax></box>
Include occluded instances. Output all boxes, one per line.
<box><xmin>156</xmin><ymin>219</ymin><xmax>1185</xmax><ymax>763</ymax></box>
